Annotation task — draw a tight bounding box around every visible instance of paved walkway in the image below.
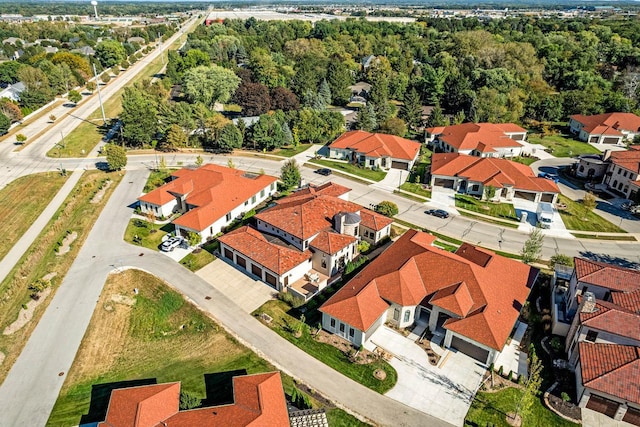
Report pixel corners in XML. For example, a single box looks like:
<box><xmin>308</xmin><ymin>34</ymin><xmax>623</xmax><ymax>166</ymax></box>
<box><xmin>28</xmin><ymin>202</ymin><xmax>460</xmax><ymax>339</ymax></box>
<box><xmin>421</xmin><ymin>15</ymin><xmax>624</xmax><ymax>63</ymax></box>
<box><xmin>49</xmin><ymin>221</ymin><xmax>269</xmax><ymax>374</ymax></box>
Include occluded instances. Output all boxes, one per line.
<box><xmin>0</xmin><ymin>169</ymin><xmax>448</xmax><ymax>427</ymax></box>
<box><xmin>0</xmin><ymin>170</ymin><xmax>83</xmax><ymax>283</ymax></box>
<box><xmin>370</xmin><ymin>168</ymin><xmax>408</xmax><ymax>192</ymax></box>
<box><xmin>582</xmin><ymin>408</ymin><xmax>634</xmax><ymax>427</ymax></box>
<box><xmin>493</xmin><ymin>322</ymin><xmax>528</xmax><ymax>380</ymax></box>
<box><xmin>367</xmin><ymin>326</ymin><xmax>485</xmax><ymax>426</ymax></box>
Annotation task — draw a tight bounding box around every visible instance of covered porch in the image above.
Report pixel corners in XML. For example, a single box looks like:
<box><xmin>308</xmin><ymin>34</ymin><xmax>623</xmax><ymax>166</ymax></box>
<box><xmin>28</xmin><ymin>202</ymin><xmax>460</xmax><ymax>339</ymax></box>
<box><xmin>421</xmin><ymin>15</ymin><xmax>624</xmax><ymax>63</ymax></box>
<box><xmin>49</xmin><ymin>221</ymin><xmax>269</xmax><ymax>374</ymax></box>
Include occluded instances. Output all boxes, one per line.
<box><xmin>287</xmin><ymin>269</ymin><xmax>329</xmax><ymax>301</ymax></box>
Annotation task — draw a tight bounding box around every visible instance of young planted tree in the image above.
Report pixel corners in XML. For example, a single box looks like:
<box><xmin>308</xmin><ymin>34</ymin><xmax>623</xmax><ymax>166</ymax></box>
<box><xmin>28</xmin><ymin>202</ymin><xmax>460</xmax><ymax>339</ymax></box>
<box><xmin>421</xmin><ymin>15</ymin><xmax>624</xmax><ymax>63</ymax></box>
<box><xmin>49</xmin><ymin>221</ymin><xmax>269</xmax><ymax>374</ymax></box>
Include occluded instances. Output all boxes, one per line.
<box><xmin>582</xmin><ymin>192</ymin><xmax>597</xmax><ymax>218</ymax></box>
<box><xmin>483</xmin><ymin>185</ymin><xmax>496</xmax><ymax>201</ymax></box>
<box><xmin>187</xmin><ymin>231</ymin><xmax>201</xmax><ymax>247</ymax></box>
<box><xmin>520</xmin><ymin>228</ymin><xmax>544</xmax><ymax>264</ymax></box>
<box><xmin>68</xmin><ymin>90</ymin><xmax>82</xmax><ymax>104</ymax></box>
<box><xmin>280</xmin><ymin>159</ymin><xmax>301</xmax><ymax>190</ymax></box>
<box><xmin>86</xmin><ymin>81</ymin><xmax>96</xmax><ymax>93</ymax></box>
<box><xmin>104</xmin><ymin>144</ymin><xmax>127</xmax><ymax>171</ymax></box>
<box><xmin>195</xmin><ymin>155</ymin><xmax>203</xmax><ymax>167</ymax></box>
<box><xmin>511</xmin><ymin>348</ymin><xmax>543</xmax><ymax>425</ymax></box>
<box><xmin>49</xmin><ymin>114</ymin><xmax>57</xmax><ymax>122</ymax></box>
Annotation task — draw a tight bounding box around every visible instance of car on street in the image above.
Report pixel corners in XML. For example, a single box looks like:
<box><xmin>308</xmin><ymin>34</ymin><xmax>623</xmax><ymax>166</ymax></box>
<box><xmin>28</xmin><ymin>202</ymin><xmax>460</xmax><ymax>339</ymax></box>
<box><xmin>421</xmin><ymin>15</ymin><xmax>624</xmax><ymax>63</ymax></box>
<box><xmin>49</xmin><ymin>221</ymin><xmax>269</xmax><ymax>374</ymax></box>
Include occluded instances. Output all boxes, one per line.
<box><xmin>425</xmin><ymin>209</ymin><xmax>450</xmax><ymax>219</ymax></box>
<box><xmin>161</xmin><ymin>236</ymin><xmax>183</xmax><ymax>252</ymax></box>
<box><xmin>316</xmin><ymin>168</ymin><xmax>332</xmax><ymax>176</ymax></box>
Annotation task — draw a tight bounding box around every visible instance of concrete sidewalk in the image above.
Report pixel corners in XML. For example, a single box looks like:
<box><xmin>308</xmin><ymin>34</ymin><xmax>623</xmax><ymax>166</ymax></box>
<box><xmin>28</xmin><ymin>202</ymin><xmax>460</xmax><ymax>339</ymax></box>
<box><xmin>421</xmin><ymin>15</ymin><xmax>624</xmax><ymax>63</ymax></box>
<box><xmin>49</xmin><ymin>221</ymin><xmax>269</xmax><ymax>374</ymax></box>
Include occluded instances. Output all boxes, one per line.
<box><xmin>0</xmin><ymin>170</ymin><xmax>83</xmax><ymax>284</ymax></box>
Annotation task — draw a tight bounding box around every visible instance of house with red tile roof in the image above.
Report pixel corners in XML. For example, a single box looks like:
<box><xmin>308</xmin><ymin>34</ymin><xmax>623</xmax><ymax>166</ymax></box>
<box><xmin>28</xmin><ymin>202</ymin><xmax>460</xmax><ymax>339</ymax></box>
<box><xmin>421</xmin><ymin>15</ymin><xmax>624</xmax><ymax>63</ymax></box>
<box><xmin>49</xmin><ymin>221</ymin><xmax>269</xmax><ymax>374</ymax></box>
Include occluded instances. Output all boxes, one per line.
<box><xmin>137</xmin><ymin>164</ymin><xmax>277</xmax><ymax>244</ymax></box>
<box><xmin>569</xmin><ymin>112</ymin><xmax>640</xmax><ymax>145</ymax></box>
<box><xmin>328</xmin><ymin>130</ymin><xmax>421</xmax><ymax>171</ymax></box>
<box><xmin>218</xmin><ymin>183</ymin><xmax>392</xmax><ymax>300</ymax></box>
<box><xmin>601</xmin><ymin>145</ymin><xmax>640</xmax><ymax>200</ymax></box>
<box><xmin>550</xmin><ymin>258</ymin><xmax>640</xmax><ymax>423</ymax></box>
<box><xmin>98</xmin><ymin>372</ymin><xmax>290</xmax><ymax>427</ymax></box>
<box><xmin>430</xmin><ymin>153</ymin><xmax>559</xmax><ymax>203</ymax></box>
<box><xmin>426</xmin><ymin>122</ymin><xmax>527</xmax><ymax>158</ymax></box>
<box><xmin>319</xmin><ymin>229</ymin><xmax>537</xmax><ymax>365</ymax></box>
<box><xmin>574</xmin><ymin>342</ymin><xmax>640</xmax><ymax>424</ymax></box>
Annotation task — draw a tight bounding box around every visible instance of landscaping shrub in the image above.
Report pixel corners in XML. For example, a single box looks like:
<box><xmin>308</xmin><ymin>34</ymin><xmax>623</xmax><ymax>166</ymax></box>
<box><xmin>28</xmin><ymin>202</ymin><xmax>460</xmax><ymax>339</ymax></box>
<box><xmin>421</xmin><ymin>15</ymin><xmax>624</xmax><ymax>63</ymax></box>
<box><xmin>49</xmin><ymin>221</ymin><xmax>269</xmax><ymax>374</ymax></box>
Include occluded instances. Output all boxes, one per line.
<box><xmin>277</xmin><ymin>290</ymin><xmax>305</xmax><ymax>308</ymax></box>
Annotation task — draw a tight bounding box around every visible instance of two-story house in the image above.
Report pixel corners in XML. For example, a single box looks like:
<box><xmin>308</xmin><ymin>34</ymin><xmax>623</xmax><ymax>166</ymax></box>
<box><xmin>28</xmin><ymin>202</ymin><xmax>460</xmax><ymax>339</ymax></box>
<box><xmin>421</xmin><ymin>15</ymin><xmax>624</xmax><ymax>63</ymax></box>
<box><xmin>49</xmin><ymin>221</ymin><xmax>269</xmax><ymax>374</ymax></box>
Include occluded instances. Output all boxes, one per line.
<box><xmin>601</xmin><ymin>145</ymin><xmax>640</xmax><ymax>200</ymax></box>
<box><xmin>218</xmin><ymin>183</ymin><xmax>392</xmax><ymax>300</ymax></box>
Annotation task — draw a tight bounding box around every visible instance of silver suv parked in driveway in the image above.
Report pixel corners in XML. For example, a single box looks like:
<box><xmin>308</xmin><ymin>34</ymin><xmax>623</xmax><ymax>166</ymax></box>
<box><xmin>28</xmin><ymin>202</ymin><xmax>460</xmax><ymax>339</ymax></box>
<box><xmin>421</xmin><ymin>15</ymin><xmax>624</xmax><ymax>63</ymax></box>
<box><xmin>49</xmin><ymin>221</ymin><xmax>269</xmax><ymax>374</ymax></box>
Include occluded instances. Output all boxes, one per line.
<box><xmin>160</xmin><ymin>236</ymin><xmax>183</xmax><ymax>252</ymax></box>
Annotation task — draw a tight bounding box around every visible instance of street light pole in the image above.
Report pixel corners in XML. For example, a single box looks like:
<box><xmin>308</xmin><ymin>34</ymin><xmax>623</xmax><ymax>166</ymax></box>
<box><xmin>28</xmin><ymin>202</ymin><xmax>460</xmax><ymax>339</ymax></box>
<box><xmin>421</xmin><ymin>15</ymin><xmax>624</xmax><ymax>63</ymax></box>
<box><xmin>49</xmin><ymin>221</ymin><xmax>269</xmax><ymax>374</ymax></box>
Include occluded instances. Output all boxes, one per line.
<box><xmin>92</xmin><ymin>63</ymin><xmax>107</xmax><ymax>125</ymax></box>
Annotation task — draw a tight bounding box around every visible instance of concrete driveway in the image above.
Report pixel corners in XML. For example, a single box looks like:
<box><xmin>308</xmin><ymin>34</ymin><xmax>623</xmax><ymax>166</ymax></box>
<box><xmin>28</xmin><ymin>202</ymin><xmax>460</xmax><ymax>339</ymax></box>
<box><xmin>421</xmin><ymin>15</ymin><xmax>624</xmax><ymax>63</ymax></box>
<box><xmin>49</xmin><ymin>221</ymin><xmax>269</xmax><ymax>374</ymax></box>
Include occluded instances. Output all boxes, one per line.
<box><xmin>366</xmin><ymin>326</ymin><xmax>485</xmax><ymax>426</ymax></box>
<box><xmin>196</xmin><ymin>259</ymin><xmax>277</xmax><ymax>313</ymax></box>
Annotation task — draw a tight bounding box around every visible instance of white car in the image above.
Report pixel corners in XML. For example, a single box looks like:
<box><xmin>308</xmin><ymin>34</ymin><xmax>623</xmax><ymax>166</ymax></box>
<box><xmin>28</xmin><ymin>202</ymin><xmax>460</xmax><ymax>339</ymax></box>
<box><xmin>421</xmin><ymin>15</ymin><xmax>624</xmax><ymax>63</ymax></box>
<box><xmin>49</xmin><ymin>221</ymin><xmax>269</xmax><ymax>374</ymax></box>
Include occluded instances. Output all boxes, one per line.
<box><xmin>160</xmin><ymin>236</ymin><xmax>183</xmax><ymax>252</ymax></box>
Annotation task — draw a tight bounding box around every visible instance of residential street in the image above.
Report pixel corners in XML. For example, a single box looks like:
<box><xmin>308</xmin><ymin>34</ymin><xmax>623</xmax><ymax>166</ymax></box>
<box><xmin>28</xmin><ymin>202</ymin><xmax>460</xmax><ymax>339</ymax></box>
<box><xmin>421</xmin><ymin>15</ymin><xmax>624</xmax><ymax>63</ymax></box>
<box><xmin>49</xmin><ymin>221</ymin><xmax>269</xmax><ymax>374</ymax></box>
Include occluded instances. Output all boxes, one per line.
<box><xmin>0</xmin><ymin>169</ymin><xmax>451</xmax><ymax>427</ymax></box>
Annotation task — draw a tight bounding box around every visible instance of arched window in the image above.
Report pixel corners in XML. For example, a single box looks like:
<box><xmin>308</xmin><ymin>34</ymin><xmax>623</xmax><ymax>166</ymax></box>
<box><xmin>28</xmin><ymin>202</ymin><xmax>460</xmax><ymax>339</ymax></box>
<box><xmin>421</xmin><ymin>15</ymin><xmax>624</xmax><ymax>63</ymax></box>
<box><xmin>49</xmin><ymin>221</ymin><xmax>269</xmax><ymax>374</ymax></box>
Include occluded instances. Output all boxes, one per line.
<box><xmin>579</xmin><ymin>165</ymin><xmax>585</xmax><ymax>172</ymax></box>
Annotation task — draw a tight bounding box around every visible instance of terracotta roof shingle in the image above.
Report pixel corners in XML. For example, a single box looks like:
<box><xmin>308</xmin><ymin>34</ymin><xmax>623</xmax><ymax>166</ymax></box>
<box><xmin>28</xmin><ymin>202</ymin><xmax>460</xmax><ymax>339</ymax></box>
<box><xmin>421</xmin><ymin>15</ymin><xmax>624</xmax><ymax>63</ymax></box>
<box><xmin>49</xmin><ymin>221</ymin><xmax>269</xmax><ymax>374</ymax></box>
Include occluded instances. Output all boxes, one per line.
<box><xmin>329</xmin><ymin>130</ymin><xmax>421</xmax><ymax>161</ymax></box>
<box><xmin>579</xmin><ymin>342</ymin><xmax>640</xmax><ymax>405</ymax></box>
<box><xmin>571</xmin><ymin>112</ymin><xmax>640</xmax><ymax>136</ymax></box>
<box><xmin>574</xmin><ymin>258</ymin><xmax>640</xmax><ymax>293</ymax></box>
<box><xmin>426</xmin><ymin>122</ymin><xmax>526</xmax><ymax>153</ymax></box>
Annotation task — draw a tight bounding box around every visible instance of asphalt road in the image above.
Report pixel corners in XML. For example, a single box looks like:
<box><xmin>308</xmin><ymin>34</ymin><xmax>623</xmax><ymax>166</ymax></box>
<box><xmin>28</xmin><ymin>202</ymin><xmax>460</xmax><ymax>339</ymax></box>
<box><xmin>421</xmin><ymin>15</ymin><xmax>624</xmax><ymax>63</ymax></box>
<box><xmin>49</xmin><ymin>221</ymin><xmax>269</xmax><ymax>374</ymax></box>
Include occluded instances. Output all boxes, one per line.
<box><xmin>0</xmin><ymin>169</ymin><xmax>451</xmax><ymax>427</ymax></box>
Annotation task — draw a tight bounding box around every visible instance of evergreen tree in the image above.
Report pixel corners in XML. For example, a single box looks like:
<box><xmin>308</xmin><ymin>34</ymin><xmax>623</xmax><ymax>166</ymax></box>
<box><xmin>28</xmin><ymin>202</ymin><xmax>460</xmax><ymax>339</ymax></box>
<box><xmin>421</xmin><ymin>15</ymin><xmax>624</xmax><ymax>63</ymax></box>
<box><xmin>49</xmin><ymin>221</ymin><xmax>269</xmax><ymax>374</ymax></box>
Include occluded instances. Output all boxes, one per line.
<box><xmin>400</xmin><ymin>88</ymin><xmax>422</xmax><ymax>131</ymax></box>
<box><xmin>280</xmin><ymin>159</ymin><xmax>301</xmax><ymax>189</ymax></box>
<box><xmin>318</xmin><ymin>79</ymin><xmax>332</xmax><ymax>107</ymax></box>
<box><xmin>326</xmin><ymin>59</ymin><xmax>352</xmax><ymax>105</ymax></box>
<box><xmin>425</xmin><ymin>103</ymin><xmax>448</xmax><ymax>128</ymax></box>
<box><xmin>356</xmin><ymin>103</ymin><xmax>377</xmax><ymax>132</ymax></box>
<box><xmin>282</xmin><ymin>122</ymin><xmax>294</xmax><ymax>146</ymax></box>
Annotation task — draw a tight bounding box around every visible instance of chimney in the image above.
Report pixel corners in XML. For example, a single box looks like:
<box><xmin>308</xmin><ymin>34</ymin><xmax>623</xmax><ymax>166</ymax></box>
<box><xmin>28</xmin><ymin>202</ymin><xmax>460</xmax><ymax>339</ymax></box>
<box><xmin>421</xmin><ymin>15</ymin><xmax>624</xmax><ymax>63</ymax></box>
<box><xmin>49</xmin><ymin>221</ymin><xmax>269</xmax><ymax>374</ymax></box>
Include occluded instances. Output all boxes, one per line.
<box><xmin>603</xmin><ymin>149</ymin><xmax>612</xmax><ymax>161</ymax></box>
<box><xmin>580</xmin><ymin>291</ymin><xmax>596</xmax><ymax>313</ymax></box>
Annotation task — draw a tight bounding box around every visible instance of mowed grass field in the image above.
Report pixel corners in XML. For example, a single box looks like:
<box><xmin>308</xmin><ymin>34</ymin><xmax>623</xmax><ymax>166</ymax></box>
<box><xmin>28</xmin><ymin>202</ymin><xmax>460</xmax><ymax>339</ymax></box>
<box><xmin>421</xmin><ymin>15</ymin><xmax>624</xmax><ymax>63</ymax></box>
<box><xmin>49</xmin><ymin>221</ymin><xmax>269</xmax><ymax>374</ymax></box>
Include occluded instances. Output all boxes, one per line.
<box><xmin>0</xmin><ymin>171</ymin><xmax>122</xmax><ymax>384</ymax></box>
<box><xmin>0</xmin><ymin>172</ymin><xmax>67</xmax><ymax>262</ymax></box>
<box><xmin>47</xmin><ymin>270</ymin><xmax>367</xmax><ymax>426</ymax></box>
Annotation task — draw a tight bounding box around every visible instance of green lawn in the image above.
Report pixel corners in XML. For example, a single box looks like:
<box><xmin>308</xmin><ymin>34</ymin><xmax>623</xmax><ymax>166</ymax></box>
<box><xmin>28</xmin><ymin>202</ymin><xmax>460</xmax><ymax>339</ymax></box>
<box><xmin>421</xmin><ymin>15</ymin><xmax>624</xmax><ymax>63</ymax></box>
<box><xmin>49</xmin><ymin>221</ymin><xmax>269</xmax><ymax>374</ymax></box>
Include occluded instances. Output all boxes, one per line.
<box><xmin>275</xmin><ymin>143</ymin><xmax>315</xmax><ymax>157</ymax></box>
<box><xmin>144</xmin><ymin>169</ymin><xmax>178</xmax><ymax>193</ymax></box>
<box><xmin>180</xmin><ymin>249</ymin><xmax>216</xmax><ymax>272</ymax></box>
<box><xmin>124</xmin><ymin>218</ymin><xmax>173</xmax><ymax>250</ymax></box>
<box><xmin>408</xmin><ymin>147</ymin><xmax>432</xmax><ymax>184</ymax></box>
<box><xmin>326</xmin><ymin>408</ymin><xmax>371</xmax><ymax>426</ymax></box>
<box><xmin>0</xmin><ymin>171</ymin><xmax>122</xmax><ymax>384</ymax></box>
<box><xmin>455</xmin><ymin>194</ymin><xmax>519</xmax><ymax>221</ymax></box>
<box><xmin>527</xmin><ymin>134</ymin><xmax>602</xmax><ymax>158</ymax></box>
<box><xmin>511</xmin><ymin>156</ymin><xmax>538</xmax><ymax>166</ymax></box>
<box><xmin>399</xmin><ymin>182</ymin><xmax>432</xmax><ymax>199</ymax></box>
<box><xmin>0</xmin><ymin>172</ymin><xmax>67</xmax><ymax>262</ymax></box>
<box><xmin>457</xmin><ymin>210</ymin><xmax>519</xmax><ymax>228</ymax></box>
<box><xmin>557</xmin><ymin>195</ymin><xmax>625</xmax><ymax>233</ymax></box>
<box><xmin>466</xmin><ymin>387</ymin><xmax>578</xmax><ymax>427</ymax></box>
<box><xmin>309</xmin><ymin>159</ymin><xmax>387</xmax><ymax>182</ymax></box>
<box><xmin>254</xmin><ymin>300</ymin><xmax>397</xmax><ymax>394</ymax></box>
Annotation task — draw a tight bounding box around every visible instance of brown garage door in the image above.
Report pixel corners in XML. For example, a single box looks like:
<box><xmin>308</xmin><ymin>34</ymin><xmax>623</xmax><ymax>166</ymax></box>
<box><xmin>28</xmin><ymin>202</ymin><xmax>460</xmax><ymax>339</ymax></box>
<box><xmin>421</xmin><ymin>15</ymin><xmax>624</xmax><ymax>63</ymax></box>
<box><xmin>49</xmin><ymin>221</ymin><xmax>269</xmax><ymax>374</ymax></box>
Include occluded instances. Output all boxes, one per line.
<box><xmin>623</xmin><ymin>407</ymin><xmax>640</xmax><ymax>426</ymax></box>
<box><xmin>434</xmin><ymin>178</ymin><xmax>455</xmax><ymax>189</ymax></box>
<box><xmin>391</xmin><ymin>160</ymin><xmax>409</xmax><ymax>170</ymax></box>
<box><xmin>514</xmin><ymin>190</ymin><xmax>536</xmax><ymax>201</ymax></box>
<box><xmin>540</xmin><ymin>193</ymin><xmax>555</xmax><ymax>203</ymax></box>
<box><xmin>602</xmin><ymin>137</ymin><xmax>619</xmax><ymax>144</ymax></box>
<box><xmin>450</xmin><ymin>336</ymin><xmax>489</xmax><ymax>364</ymax></box>
<box><xmin>264</xmin><ymin>272</ymin><xmax>277</xmax><ymax>288</ymax></box>
<box><xmin>586</xmin><ymin>395</ymin><xmax>618</xmax><ymax>418</ymax></box>
<box><xmin>251</xmin><ymin>264</ymin><xmax>262</xmax><ymax>278</ymax></box>
<box><xmin>237</xmin><ymin>256</ymin><xmax>246</xmax><ymax>269</ymax></box>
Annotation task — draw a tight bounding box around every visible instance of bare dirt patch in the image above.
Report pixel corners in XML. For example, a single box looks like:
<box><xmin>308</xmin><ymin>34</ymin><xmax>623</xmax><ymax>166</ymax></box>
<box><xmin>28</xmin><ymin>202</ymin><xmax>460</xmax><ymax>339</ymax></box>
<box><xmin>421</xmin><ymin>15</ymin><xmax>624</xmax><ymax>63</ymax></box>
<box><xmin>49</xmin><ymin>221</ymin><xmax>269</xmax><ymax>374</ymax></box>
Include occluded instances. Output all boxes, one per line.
<box><xmin>0</xmin><ymin>351</ymin><xmax>4</xmax><ymax>365</ymax></box>
<box><xmin>314</xmin><ymin>330</ymin><xmax>379</xmax><ymax>364</ymax></box>
<box><xmin>3</xmin><ymin>288</ymin><xmax>52</xmax><ymax>335</ymax></box>
<box><xmin>90</xmin><ymin>179</ymin><xmax>112</xmax><ymax>204</ymax></box>
<box><xmin>56</xmin><ymin>231</ymin><xmax>77</xmax><ymax>256</ymax></box>
<box><xmin>110</xmin><ymin>294</ymin><xmax>135</xmax><ymax>306</ymax></box>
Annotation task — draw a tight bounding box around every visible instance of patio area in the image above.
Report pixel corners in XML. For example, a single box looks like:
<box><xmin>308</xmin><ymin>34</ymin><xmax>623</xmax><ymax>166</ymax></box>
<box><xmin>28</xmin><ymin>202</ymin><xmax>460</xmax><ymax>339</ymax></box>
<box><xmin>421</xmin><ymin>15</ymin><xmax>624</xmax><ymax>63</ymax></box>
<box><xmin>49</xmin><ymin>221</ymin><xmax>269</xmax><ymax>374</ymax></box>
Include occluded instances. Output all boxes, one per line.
<box><xmin>493</xmin><ymin>321</ymin><xmax>529</xmax><ymax>380</ymax></box>
<box><xmin>288</xmin><ymin>269</ymin><xmax>328</xmax><ymax>301</ymax></box>
<box><xmin>365</xmin><ymin>325</ymin><xmax>486</xmax><ymax>426</ymax></box>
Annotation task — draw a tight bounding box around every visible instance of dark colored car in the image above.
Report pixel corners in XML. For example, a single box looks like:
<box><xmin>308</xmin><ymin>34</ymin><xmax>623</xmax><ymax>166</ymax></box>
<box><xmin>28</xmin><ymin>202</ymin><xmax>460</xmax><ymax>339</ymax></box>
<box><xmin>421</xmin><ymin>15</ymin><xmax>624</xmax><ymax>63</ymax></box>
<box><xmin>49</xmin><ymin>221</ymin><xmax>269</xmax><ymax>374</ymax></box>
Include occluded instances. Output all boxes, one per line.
<box><xmin>316</xmin><ymin>168</ymin><xmax>332</xmax><ymax>176</ymax></box>
<box><xmin>425</xmin><ymin>209</ymin><xmax>450</xmax><ymax>219</ymax></box>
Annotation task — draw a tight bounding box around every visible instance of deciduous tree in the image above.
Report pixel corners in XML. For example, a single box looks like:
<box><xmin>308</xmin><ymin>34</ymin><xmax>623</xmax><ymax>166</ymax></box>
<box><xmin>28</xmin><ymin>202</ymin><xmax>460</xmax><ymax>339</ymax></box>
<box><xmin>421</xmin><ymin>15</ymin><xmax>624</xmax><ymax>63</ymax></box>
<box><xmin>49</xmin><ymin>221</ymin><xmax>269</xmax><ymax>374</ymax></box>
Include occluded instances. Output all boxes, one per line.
<box><xmin>280</xmin><ymin>159</ymin><xmax>301</xmax><ymax>189</ymax></box>
<box><xmin>182</xmin><ymin>65</ymin><xmax>241</xmax><ymax>107</ymax></box>
<box><xmin>95</xmin><ymin>40</ymin><xmax>126</xmax><ymax>68</ymax></box>
<box><xmin>521</xmin><ymin>228</ymin><xmax>544</xmax><ymax>264</ymax></box>
<box><xmin>104</xmin><ymin>144</ymin><xmax>127</xmax><ymax>171</ymax></box>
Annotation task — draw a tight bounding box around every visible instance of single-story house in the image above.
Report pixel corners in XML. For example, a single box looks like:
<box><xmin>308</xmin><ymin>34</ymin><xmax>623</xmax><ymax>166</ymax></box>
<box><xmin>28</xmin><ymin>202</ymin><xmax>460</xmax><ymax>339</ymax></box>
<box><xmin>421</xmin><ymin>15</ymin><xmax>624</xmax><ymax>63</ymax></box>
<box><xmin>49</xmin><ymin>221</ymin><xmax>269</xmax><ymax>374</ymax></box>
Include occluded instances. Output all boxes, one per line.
<box><xmin>601</xmin><ymin>145</ymin><xmax>640</xmax><ymax>199</ymax></box>
<box><xmin>430</xmin><ymin>153</ymin><xmax>560</xmax><ymax>203</ymax></box>
<box><xmin>319</xmin><ymin>229</ymin><xmax>537</xmax><ymax>365</ymax></box>
<box><xmin>218</xmin><ymin>182</ymin><xmax>392</xmax><ymax>299</ymax></box>
<box><xmin>569</xmin><ymin>112</ymin><xmax>640</xmax><ymax>145</ymax></box>
<box><xmin>328</xmin><ymin>130</ymin><xmax>422</xmax><ymax>171</ymax></box>
<box><xmin>426</xmin><ymin>122</ymin><xmax>527</xmax><ymax>158</ymax></box>
<box><xmin>348</xmin><ymin>81</ymin><xmax>371</xmax><ymax>98</ymax></box>
<box><xmin>137</xmin><ymin>164</ymin><xmax>277</xmax><ymax>244</ymax></box>
<box><xmin>97</xmin><ymin>372</ymin><xmax>289</xmax><ymax>427</ymax></box>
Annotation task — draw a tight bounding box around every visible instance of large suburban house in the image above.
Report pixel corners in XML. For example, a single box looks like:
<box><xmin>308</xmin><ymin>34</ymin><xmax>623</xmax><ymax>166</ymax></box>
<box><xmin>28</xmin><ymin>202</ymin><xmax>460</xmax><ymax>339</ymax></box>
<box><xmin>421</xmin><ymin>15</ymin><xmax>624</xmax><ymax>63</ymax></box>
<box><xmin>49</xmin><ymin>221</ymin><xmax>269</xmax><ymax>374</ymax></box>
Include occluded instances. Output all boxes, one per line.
<box><xmin>137</xmin><ymin>164</ymin><xmax>278</xmax><ymax>244</ymax></box>
<box><xmin>218</xmin><ymin>183</ymin><xmax>393</xmax><ymax>300</ymax></box>
<box><xmin>97</xmin><ymin>372</ymin><xmax>290</xmax><ymax>427</ymax></box>
<box><xmin>319</xmin><ymin>229</ymin><xmax>537</xmax><ymax>365</ymax></box>
<box><xmin>569</xmin><ymin>112</ymin><xmax>640</xmax><ymax>145</ymax></box>
<box><xmin>430</xmin><ymin>153</ymin><xmax>560</xmax><ymax>203</ymax></box>
<box><xmin>328</xmin><ymin>130</ymin><xmax>422</xmax><ymax>171</ymax></box>
<box><xmin>426</xmin><ymin>122</ymin><xmax>527</xmax><ymax>158</ymax></box>
<box><xmin>551</xmin><ymin>258</ymin><xmax>640</xmax><ymax>425</ymax></box>
<box><xmin>601</xmin><ymin>145</ymin><xmax>640</xmax><ymax>199</ymax></box>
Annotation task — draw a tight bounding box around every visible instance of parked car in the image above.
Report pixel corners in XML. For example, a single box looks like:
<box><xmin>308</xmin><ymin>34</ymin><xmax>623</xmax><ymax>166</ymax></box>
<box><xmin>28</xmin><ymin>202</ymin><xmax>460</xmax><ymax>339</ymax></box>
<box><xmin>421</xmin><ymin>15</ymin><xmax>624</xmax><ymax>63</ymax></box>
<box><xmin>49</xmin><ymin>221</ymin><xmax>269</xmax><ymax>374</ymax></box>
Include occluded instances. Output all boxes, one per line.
<box><xmin>538</xmin><ymin>172</ymin><xmax>559</xmax><ymax>183</ymax></box>
<box><xmin>425</xmin><ymin>209</ymin><xmax>450</xmax><ymax>219</ymax></box>
<box><xmin>316</xmin><ymin>168</ymin><xmax>332</xmax><ymax>176</ymax></box>
<box><xmin>161</xmin><ymin>236</ymin><xmax>183</xmax><ymax>252</ymax></box>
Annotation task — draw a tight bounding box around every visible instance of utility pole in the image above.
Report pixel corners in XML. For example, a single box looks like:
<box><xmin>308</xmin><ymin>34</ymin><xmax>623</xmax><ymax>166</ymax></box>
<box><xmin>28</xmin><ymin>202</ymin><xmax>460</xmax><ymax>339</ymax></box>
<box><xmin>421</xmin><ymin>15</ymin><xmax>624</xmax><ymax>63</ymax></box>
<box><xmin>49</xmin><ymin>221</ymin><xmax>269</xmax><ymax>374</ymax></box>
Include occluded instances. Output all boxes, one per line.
<box><xmin>92</xmin><ymin>63</ymin><xmax>106</xmax><ymax>125</ymax></box>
